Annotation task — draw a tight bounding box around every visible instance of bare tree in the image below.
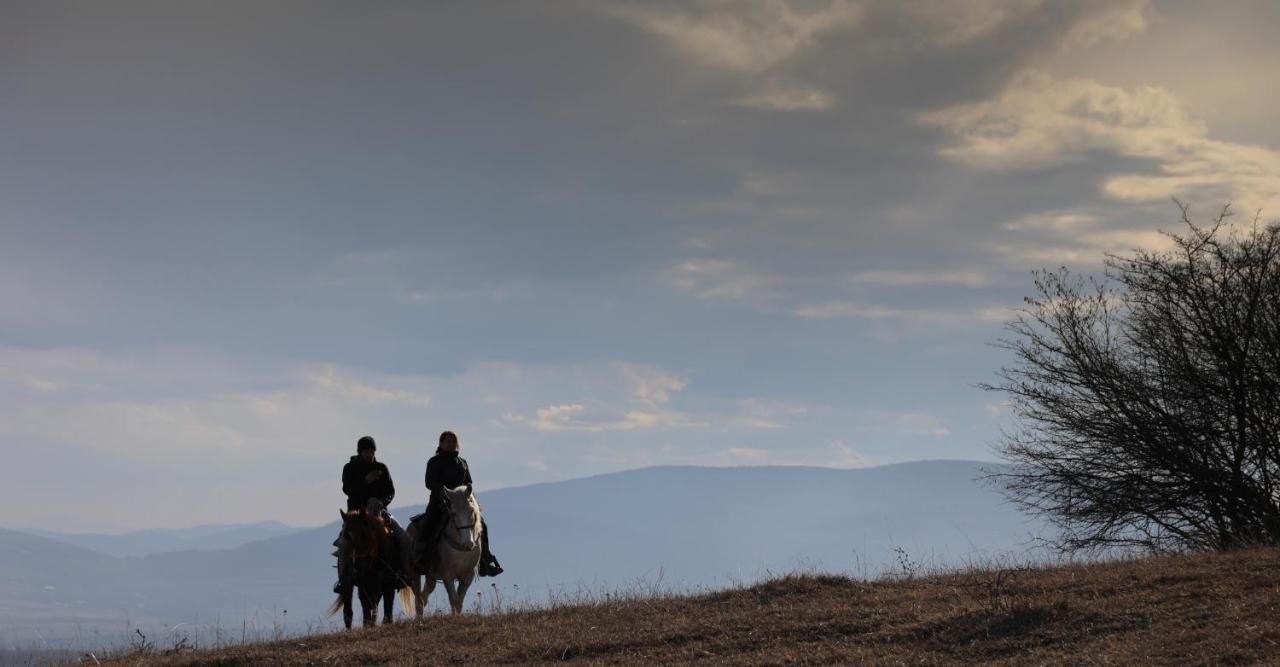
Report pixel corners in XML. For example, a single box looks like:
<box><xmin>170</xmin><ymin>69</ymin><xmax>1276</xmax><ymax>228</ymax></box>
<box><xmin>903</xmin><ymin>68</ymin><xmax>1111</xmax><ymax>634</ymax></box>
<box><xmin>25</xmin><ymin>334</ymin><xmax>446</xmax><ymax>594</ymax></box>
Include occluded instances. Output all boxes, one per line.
<box><xmin>987</xmin><ymin>203</ymin><xmax>1280</xmax><ymax>553</ymax></box>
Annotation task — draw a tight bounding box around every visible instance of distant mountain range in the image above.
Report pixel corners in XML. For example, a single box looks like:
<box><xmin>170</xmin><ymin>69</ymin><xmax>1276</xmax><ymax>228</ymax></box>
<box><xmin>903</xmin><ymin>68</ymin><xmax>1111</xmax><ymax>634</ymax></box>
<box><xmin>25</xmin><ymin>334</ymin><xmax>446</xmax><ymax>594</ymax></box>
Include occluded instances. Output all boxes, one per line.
<box><xmin>23</xmin><ymin>521</ymin><xmax>301</xmax><ymax>558</ymax></box>
<box><xmin>0</xmin><ymin>461</ymin><xmax>1050</xmax><ymax>650</ymax></box>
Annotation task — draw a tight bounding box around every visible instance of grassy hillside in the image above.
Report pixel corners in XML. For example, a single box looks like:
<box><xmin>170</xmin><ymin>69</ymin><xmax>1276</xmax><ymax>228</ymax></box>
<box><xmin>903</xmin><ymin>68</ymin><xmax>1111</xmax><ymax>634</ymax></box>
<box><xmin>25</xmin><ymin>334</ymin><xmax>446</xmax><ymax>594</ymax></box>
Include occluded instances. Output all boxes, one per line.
<box><xmin>107</xmin><ymin>548</ymin><xmax>1280</xmax><ymax>665</ymax></box>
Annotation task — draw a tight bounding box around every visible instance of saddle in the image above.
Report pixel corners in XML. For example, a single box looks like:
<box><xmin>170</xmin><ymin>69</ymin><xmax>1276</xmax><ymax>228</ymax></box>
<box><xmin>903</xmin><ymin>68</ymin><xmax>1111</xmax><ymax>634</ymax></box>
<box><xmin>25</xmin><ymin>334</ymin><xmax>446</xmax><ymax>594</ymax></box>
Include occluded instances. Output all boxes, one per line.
<box><xmin>408</xmin><ymin>512</ymin><xmax>446</xmax><ymax>571</ymax></box>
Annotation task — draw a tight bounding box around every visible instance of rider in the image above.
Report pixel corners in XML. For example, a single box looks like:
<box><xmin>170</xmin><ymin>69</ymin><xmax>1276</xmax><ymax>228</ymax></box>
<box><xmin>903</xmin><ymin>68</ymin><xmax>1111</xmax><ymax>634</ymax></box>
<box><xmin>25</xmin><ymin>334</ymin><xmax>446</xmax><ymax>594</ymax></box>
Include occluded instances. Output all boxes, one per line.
<box><xmin>333</xmin><ymin>435</ymin><xmax>407</xmax><ymax>593</ymax></box>
<box><xmin>419</xmin><ymin>430</ymin><xmax>503</xmax><ymax>576</ymax></box>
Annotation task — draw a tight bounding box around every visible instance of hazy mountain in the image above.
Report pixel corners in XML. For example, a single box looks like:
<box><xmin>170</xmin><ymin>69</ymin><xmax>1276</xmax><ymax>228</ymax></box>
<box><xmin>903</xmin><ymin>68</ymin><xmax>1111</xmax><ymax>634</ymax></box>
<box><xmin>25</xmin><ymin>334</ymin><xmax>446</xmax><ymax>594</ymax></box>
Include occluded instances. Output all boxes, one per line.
<box><xmin>23</xmin><ymin>521</ymin><xmax>301</xmax><ymax>558</ymax></box>
<box><xmin>0</xmin><ymin>461</ymin><xmax>1049</xmax><ymax>650</ymax></box>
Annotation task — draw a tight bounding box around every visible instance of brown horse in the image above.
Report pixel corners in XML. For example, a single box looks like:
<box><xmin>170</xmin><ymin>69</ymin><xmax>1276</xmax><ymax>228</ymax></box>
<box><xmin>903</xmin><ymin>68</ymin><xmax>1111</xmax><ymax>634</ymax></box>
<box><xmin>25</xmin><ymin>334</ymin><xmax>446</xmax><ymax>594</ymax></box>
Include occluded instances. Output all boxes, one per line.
<box><xmin>327</xmin><ymin>509</ymin><xmax>402</xmax><ymax>628</ymax></box>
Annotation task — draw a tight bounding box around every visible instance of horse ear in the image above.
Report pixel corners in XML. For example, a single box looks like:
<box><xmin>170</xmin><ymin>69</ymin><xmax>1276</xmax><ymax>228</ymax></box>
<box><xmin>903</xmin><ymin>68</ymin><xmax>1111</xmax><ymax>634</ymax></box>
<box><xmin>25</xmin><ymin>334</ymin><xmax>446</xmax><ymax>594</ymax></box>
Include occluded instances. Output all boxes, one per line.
<box><xmin>339</xmin><ymin>509</ymin><xmax>345</xmax><ymax>519</ymax></box>
<box><xmin>465</xmin><ymin>485</ymin><xmax>473</xmax><ymax>496</ymax></box>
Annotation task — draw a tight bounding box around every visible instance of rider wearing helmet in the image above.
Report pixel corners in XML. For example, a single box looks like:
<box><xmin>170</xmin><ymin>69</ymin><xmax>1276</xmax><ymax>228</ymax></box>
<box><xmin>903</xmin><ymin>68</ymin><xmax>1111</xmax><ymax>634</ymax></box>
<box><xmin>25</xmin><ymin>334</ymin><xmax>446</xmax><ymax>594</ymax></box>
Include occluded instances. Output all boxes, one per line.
<box><xmin>333</xmin><ymin>435</ymin><xmax>407</xmax><ymax>592</ymax></box>
<box><xmin>419</xmin><ymin>430</ymin><xmax>503</xmax><ymax>576</ymax></box>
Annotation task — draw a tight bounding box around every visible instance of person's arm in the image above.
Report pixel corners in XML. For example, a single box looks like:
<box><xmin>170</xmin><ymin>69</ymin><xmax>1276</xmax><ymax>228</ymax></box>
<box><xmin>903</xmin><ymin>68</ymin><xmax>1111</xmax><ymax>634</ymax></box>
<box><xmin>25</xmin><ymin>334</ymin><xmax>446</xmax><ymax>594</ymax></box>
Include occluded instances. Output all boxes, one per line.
<box><xmin>425</xmin><ymin>458</ymin><xmax>439</xmax><ymax>494</ymax></box>
<box><xmin>382</xmin><ymin>464</ymin><xmax>395</xmax><ymax>506</ymax></box>
<box><xmin>341</xmin><ymin>462</ymin><xmax>357</xmax><ymax>498</ymax></box>
<box><xmin>462</xmin><ymin>459</ymin><xmax>474</xmax><ymax>488</ymax></box>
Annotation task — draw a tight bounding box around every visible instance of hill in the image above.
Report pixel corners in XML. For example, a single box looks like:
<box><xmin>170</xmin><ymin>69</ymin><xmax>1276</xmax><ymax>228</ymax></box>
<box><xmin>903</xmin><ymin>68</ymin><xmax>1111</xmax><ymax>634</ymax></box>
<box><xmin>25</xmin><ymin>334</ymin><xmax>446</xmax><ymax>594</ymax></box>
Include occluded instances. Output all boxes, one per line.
<box><xmin>23</xmin><ymin>522</ymin><xmax>300</xmax><ymax>558</ymax></box>
<box><xmin>109</xmin><ymin>547</ymin><xmax>1280</xmax><ymax>665</ymax></box>
<box><xmin>1</xmin><ymin>461</ymin><xmax>1045</xmax><ymax>648</ymax></box>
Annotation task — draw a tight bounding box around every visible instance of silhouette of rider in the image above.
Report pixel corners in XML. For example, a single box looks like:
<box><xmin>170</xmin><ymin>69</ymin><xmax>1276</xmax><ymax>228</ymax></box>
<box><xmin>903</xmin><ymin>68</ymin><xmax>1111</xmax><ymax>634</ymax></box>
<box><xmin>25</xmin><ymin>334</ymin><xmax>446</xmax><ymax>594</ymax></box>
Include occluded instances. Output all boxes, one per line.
<box><xmin>419</xmin><ymin>431</ymin><xmax>503</xmax><ymax>576</ymax></box>
<box><xmin>333</xmin><ymin>435</ymin><xmax>408</xmax><ymax>593</ymax></box>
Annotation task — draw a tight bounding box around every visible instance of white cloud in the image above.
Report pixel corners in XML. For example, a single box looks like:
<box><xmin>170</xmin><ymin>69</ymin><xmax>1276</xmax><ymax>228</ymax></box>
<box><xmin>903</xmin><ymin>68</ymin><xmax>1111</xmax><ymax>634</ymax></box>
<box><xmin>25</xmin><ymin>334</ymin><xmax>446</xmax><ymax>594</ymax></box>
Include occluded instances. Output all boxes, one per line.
<box><xmin>867</xmin><ymin>410</ymin><xmax>951</xmax><ymax>437</ymax></box>
<box><xmin>734</xmin><ymin>81</ymin><xmax>835</xmax><ymax>111</ymax></box>
<box><xmin>716</xmin><ymin>439</ymin><xmax>873</xmax><ymax>468</ymax></box>
<box><xmin>993</xmin><ymin>205</ymin><xmax>1179</xmax><ymax>267</ymax></box>
<box><xmin>829</xmin><ymin>439</ymin><xmax>871</xmax><ymax>467</ymax></box>
<box><xmin>307</xmin><ymin>365</ymin><xmax>432</xmax><ymax>408</ymax></box>
<box><xmin>610</xmin><ymin>0</ymin><xmax>866</xmax><ymax>74</ymax></box>
<box><xmin>922</xmin><ymin>70</ymin><xmax>1280</xmax><ymax>214</ymax></box>
<box><xmin>1060</xmin><ymin>0</ymin><xmax>1149</xmax><ymax>50</ymax></box>
<box><xmin>849</xmin><ymin>269</ymin><xmax>991</xmax><ymax>288</ymax></box>
<box><xmin>530</xmin><ymin>403</ymin><xmax>693</xmax><ymax>433</ymax></box>
<box><xmin>792</xmin><ymin>302</ymin><xmax>1009</xmax><ymax>324</ymax></box>
<box><xmin>726</xmin><ymin>446</ymin><xmax>770</xmax><ymax>462</ymax></box>
<box><xmin>665</xmin><ymin>258</ymin><xmax>781</xmax><ymax>304</ymax></box>
<box><xmin>623</xmin><ymin>364</ymin><xmax>689</xmax><ymax>405</ymax></box>
<box><xmin>1003</xmin><ymin>209</ymin><xmax>1101</xmax><ymax>232</ymax></box>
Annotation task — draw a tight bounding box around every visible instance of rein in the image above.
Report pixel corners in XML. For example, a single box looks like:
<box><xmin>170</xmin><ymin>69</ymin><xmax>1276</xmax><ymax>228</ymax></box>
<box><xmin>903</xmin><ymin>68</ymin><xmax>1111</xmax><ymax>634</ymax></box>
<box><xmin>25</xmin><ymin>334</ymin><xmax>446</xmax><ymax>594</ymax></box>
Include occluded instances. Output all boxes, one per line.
<box><xmin>345</xmin><ymin>514</ymin><xmax>412</xmax><ymax>587</ymax></box>
<box><xmin>346</xmin><ymin>513</ymin><xmax>390</xmax><ymax>560</ymax></box>
<box><xmin>441</xmin><ymin>506</ymin><xmax>480</xmax><ymax>552</ymax></box>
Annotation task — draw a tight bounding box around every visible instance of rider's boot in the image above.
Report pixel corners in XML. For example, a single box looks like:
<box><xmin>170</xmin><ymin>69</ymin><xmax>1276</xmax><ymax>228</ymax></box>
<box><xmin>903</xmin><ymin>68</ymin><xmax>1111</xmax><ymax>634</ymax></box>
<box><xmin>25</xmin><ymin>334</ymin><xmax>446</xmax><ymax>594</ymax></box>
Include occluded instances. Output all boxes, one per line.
<box><xmin>333</xmin><ymin>532</ymin><xmax>350</xmax><ymax>593</ymax></box>
<box><xmin>478</xmin><ymin>519</ymin><xmax>503</xmax><ymax>577</ymax></box>
<box><xmin>333</xmin><ymin>558</ymin><xmax>349</xmax><ymax>594</ymax></box>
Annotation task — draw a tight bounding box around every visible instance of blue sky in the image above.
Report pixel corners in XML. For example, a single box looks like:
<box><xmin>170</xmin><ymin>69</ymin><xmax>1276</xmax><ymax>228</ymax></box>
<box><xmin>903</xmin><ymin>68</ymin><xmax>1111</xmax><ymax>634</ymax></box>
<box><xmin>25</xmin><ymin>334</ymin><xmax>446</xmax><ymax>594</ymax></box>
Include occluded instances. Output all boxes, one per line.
<box><xmin>3</xmin><ymin>1</ymin><xmax>1279</xmax><ymax>531</ymax></box>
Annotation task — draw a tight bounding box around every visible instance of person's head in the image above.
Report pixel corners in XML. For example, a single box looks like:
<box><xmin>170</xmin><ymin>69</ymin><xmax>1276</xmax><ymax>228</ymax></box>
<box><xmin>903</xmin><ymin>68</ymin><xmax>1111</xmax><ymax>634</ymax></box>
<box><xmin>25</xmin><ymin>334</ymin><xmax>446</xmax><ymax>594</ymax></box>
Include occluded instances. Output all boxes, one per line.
<box><xmin>357</xmin><ymin>435</ymin><xmax>377</xmax><ymax>461</ymax></box>
<box><xmin>438</xmin><ymin>430</ymin><xmax>459</xmax><ymax>453</ymax></box>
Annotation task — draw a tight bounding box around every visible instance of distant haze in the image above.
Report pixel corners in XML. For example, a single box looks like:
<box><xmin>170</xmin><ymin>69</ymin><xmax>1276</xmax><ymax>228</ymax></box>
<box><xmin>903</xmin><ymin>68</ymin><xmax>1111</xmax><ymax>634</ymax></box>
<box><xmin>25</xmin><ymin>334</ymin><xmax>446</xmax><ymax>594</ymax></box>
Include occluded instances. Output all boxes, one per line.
<box><xmin>0</xmin><ymin>462</ymin><xmax>1050</xmax><ymax>649</ymax></box>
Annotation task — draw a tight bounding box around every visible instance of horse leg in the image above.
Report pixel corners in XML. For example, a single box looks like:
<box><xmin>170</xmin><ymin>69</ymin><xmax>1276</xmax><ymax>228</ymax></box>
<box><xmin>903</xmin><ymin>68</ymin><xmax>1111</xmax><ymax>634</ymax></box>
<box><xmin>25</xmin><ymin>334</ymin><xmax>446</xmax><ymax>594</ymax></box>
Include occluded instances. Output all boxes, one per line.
<box><xmin>360</xmin><ymin>587</ymin><xmax>376</xmax><ymax>627</ymax></box>
<box><xmin>412</xmin><ymin>574</ymin><xmax>425</xmax><ymax>618</ymax></box>
<box><xmin>454</xmin><ymin>570</ymin><xmax>476</xmax><ymax>615</ymax></box>
<box><xmin>422</xmin><ymin>577</ymin><xmax>438</xmax><ymax>613</ymax></box>
<box><xmin>382</xmin><ymin>586</ymin><xmax>394</xmax><ymax>624</ymax></box>
<box><xmin>342</xmin><ymin>585</ymin><xmax>354</xmax><ymax>630</ymax></box>
<box><xmin>442</xmin><ymin>577</ymin><xmax>462</xmax><ymax>615</ymax></box>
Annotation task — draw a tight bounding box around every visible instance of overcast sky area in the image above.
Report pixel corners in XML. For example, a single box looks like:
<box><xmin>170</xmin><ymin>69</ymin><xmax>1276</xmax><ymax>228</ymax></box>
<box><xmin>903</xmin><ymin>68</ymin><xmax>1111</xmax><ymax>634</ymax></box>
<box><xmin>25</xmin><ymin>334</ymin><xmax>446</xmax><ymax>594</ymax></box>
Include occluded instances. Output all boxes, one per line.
<box><xmin>3</xmin><ymin>1</ymin><xmax>1279</xmax><ymax>531</ymax></box>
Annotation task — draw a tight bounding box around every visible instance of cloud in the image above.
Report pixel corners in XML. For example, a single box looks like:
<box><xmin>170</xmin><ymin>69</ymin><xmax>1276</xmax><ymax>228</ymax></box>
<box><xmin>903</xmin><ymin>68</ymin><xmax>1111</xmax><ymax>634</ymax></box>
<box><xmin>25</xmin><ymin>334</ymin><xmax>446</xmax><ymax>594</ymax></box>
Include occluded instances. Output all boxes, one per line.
<box><xmin>623</xmin><ymin>365</ymin><xmax>689</xmax><ymax>405</ymax></box>
<box><xmin>922</xmin><ymin>70</ymin><xmax>1280</xmax><ymax>214</ymax></box>
<box><xmin>726</xmin><ymin>446</ymin><xmax>770</xmax><ymax>462</ymax></box>
<box><xmin>991</xmin><ymin>206</ymin><xmax>1179</xmax><ymax>267</ymax></box>
<box><xmin>609</xmin><ymin>0</ymin><xmax>867</xmax><ymax>74</ymax></box>
<box><xmin>792</xmin><ymin>302</ymin><xmax>1010</xmax><ymax>324</ymax></box>
<box><xmin>867</xmin><ymin>410</ymin><xmax>951</xmax><ymax>437</ymax></box>
<box><xmin>1059</xmin><ymin>0</ymin><xmax>1149</xmax><ymax>50</ymax></box>
<box><xmin>665</xmin><ymin>258</ymin><xmax>781</xmax><ymax>304</ymax></box>
<box><xmin>307</xmin><ymin>366</ymin><xmax>432</xmax><ymax>408</ymax></box>
<box><xmin>849</xmin><ymin>269</ymin><xmax>991</xmax><ymax>288</ymax></box>
<box><xmin>734</xmin><ymin>80</ymin><xmax>835</xmax><ymax>111</ymax></box>
<box><xmin>530</xmin><ymin>403</ymin><xmax>693</xmax><ymax>432</ymax></box>
<box><xmin>716</xmin><ymin>439</ymin><xmax>872</xmax><ymax>468</ymax></box>
<box><xmin>828</xmin><ymin>440</ymin><xmax>871</xmax><ymax>467</ymax></box>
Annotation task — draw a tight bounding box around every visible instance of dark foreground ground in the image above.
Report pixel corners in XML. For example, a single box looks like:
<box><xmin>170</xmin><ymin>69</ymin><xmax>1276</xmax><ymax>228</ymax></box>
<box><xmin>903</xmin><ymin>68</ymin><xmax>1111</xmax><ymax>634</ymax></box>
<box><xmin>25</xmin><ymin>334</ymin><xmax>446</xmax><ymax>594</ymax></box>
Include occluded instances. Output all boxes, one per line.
<box><xmin>104</xmin><ymin>548</ymin><xmax>1280</xmax><ymax>665</ymax></box>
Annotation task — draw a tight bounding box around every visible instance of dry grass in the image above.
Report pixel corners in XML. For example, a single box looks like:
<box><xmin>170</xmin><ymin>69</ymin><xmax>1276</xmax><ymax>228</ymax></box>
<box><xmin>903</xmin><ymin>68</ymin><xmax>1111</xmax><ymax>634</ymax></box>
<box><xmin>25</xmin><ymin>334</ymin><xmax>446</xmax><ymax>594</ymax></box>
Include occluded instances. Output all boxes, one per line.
<box><xmin>107</xmin><ymin>548</ymin><xmax>1280</xmax><ymax>665</ymax></box>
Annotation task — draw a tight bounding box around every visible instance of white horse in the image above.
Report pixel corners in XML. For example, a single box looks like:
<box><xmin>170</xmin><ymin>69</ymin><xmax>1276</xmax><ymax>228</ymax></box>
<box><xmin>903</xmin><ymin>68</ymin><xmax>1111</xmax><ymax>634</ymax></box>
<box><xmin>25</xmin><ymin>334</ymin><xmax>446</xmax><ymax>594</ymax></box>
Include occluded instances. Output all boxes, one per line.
<box><xmin>403</xmin><ymin>485</ymin><xmax>483</xmax><ymax>615</ymax></box>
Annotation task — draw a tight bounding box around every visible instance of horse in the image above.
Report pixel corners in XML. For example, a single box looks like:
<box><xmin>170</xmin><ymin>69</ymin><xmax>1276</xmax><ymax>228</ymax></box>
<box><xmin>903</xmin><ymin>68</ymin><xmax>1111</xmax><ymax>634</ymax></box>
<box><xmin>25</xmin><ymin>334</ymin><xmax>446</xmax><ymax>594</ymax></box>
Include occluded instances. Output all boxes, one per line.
<box><xmin>327</xmin><ymin>508</ymin><xmax>402</xmax><ymax>628</ymax></box>
<box><xmin>404</xmin><ymin>485</ymin><xmax>484</xmax><ymax>615</ymax></box>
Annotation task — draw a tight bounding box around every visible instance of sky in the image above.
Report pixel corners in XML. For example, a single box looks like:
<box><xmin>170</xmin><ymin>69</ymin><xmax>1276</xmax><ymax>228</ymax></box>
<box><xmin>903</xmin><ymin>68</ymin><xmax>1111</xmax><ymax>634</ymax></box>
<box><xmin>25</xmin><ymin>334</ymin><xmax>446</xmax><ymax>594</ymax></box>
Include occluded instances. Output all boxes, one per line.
<box><xmin>3</xmin><ymin>1</ymin><xmax>1279</xmax><ymax>532</ymax></box>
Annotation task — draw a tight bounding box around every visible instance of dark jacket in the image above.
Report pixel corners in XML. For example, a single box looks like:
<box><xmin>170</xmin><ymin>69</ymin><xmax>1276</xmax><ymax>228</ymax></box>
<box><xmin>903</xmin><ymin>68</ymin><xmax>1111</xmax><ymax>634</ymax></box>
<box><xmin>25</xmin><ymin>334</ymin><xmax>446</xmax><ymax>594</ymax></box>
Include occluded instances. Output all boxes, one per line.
<box><xmin>424</xmin><ymin>450</ymin><xmax>473</xmax><ymax>507</ymax></box>
<box><xmin>342</xmin><ymin>455</ymin><xmax>395</xmax><ymax>511</ymax></box>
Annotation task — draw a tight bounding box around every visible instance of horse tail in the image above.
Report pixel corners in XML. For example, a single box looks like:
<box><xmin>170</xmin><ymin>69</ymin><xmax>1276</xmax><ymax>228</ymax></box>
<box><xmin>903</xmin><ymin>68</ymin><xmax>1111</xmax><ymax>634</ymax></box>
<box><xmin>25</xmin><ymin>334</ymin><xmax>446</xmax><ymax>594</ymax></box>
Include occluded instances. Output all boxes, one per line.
<box><xmin>399</xmin><ymin>584</ymin><xmax>415</xmax><ymax>614</ymax></box>
<box><xmin>325</xmin><ymin>589</ymin><xmax>348</xmax><ymax>618</ymax></box>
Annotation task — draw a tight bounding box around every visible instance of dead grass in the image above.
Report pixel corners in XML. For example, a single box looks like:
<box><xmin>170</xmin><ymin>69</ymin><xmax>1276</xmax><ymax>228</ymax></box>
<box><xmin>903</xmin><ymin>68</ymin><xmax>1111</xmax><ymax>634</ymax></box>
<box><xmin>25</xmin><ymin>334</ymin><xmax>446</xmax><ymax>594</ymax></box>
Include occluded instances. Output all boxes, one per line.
<box><xmin>106</xmin><ymin>548</ymin><xmax>1280</xmax><ymax>665</ymax></box>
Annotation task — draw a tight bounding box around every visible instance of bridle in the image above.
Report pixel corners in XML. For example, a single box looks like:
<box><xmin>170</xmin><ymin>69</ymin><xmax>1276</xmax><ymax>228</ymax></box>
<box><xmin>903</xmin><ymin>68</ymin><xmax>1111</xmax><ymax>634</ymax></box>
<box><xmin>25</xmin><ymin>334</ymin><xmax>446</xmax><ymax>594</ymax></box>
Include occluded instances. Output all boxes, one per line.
<box><xmin>344</xmin><ymin>511</ymin><xmax>386</xmax><ymax>560</ymax></box>
<box><xmin>440</xmin><ymin>496</ymin><xmax>480</xmax><ymax>552</ymax></box>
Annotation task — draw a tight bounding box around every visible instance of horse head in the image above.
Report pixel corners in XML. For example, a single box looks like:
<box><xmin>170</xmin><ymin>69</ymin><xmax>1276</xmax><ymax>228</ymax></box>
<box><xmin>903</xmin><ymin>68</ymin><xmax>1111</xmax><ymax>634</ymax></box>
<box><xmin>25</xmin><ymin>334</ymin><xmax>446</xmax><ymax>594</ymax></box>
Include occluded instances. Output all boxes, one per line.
<box><xmin>442</xmin><ymin>485</ymin><xmax>480</xmax><ymax>551</ymax></box>
<box><xmin>339</xmin><ymin>508</ymin><xmax>383</xmax><ymax>558</ymax></box>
